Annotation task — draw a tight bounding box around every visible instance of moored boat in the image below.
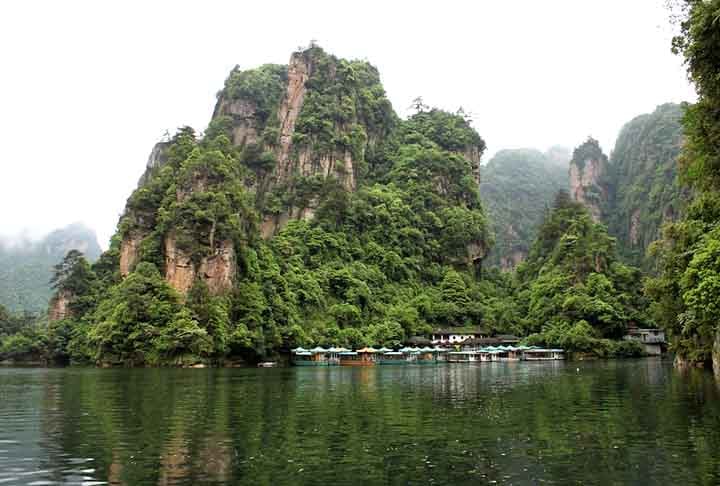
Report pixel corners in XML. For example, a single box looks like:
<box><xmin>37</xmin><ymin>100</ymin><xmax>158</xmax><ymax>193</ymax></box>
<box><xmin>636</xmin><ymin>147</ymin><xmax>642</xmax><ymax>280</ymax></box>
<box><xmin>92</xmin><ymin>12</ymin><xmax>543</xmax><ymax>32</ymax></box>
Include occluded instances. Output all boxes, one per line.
<box><xmin>378</xmin><ymin>351</ymin><xmax>407</xmax><ymax>365</ymax></box>
<box><xmin>447</xmin><ymin>351</ymin><xmax>478</xmax><ymax>363</ymax></box>
<box><xmin>522</xmin><ymin>348</ymin><xmax>565</xmax><ymax>360</ymax></box>
<box><xmin>292</xmin><ymin>347</ymin><xmax>329</xmax><ymax>366</ymax></box>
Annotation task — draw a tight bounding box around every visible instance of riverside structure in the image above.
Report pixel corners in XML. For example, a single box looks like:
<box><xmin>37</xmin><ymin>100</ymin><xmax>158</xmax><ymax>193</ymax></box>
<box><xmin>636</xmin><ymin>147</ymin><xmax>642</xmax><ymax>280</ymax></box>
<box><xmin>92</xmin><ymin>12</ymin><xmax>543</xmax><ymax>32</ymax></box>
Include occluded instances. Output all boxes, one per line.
<box><xmin>291</xmin><ymin>345</ymin><xmax>564</xmax><ymax>366</ymax></box>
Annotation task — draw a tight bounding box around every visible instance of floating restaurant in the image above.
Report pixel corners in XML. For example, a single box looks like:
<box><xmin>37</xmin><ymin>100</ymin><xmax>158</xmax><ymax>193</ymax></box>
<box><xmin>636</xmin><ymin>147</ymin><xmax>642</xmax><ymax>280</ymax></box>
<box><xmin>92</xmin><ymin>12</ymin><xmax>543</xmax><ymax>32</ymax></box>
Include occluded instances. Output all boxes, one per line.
<box><xmin>292</xmin><ymin>344</ymin><xmax>563</xmax><ymax>366</ymax></box>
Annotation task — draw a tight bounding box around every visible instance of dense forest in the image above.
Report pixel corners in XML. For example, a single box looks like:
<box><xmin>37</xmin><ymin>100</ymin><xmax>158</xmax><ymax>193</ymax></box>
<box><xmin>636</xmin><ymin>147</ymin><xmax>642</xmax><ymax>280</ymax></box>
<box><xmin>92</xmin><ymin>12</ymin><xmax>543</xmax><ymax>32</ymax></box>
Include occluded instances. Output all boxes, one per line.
<box><xmin>646</xmin><ymin>0</ymin><xmax>720</xmax><ymax>374</ymax></box>
<box><xmin>607</xmin><ymin>103</ymin><xmax>686</xmax><ymax>268</ymax></box>
<box><xmin>3</xmin><ymin>0</ymin><xmax>718</xmax><ymax>370</ymax></box>
<box><xmin>0</xmin><ymin>223</ymin><xmax>101</xmax><ymax>312</ymax></box>
<box><xmin>480</xmin><ymin>148</ymin><xmax>569</xmax><ymax>269</ymax></box>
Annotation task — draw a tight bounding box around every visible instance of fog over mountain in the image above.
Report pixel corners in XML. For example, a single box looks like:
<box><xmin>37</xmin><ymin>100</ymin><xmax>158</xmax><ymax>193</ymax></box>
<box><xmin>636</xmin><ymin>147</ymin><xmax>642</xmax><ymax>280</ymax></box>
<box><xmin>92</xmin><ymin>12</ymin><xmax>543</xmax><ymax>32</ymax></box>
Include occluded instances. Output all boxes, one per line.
<box><xmin>0</xmin><ymin>0</ymin><xmax>695</xmax><ymax>248</ymax></box>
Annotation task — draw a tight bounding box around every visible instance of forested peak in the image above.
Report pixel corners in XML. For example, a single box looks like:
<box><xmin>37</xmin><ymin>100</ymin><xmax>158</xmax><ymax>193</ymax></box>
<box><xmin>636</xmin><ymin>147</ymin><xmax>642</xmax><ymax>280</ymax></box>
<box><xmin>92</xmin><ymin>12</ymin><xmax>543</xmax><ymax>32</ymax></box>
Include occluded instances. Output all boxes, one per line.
<box><xmin>521</xmin><ymin>190</ymin><xmax>607</xmax><ymax>276</ymax></box>
<box><xmin>606</xmin><ymin>102</ymin><xmax>685</xmax><ymax>267</ymax></box>
<box><xmin>485</xmin><ymin>148</ymin><xmax>547</xmax><ymax>168</ymax></box>
<box><xmin>613</xmin><ymin>103</ymin><xmax>684</xmax><ymax>151</ymax></box>
<box><xmin>400</xmin><ymin>105</ymin><xmax>485</xmax><ymax>157</ymax></box>
<box><xmin>570</xmin><ymin>137</ymin><xmax>608</xmax><ymax>169</ymax></box>
<box><xmin>479</xmin><ymin>147</ymin><xmax>569</xmax><ymax>269</ymax></box>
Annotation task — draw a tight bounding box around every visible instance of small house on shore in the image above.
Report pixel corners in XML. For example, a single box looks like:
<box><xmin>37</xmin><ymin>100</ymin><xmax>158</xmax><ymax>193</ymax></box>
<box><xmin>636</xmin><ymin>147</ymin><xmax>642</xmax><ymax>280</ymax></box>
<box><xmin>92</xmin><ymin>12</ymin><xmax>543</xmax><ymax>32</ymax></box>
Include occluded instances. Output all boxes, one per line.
<box><xmin>623</xmin><ymin>327</ymin><xmax>666</xmax><ymax>356</ymax></box>
<box><xmin>431</xmin><ymin>327</ymin><xmax>488</xmax><ymax>345</ymax></box>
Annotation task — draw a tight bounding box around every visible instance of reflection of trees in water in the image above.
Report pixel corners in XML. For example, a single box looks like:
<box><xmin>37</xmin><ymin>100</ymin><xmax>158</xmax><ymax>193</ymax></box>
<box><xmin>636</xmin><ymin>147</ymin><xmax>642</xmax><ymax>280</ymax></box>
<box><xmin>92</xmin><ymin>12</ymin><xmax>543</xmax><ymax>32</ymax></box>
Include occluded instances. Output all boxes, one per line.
<box><xmin>30</xmin><ymin>363</ymin><xmax>720</xmax><ymax>485</ymax></box>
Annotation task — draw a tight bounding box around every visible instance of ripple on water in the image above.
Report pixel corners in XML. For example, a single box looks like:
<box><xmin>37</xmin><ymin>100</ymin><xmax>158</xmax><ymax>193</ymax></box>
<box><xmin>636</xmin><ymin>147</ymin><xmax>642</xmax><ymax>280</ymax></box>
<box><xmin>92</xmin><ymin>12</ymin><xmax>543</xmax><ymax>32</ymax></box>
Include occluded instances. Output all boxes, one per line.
<box><xmin>0</xmin><ymin>362</ymin><xmax>719</xmax><ymax>485</ymax></box>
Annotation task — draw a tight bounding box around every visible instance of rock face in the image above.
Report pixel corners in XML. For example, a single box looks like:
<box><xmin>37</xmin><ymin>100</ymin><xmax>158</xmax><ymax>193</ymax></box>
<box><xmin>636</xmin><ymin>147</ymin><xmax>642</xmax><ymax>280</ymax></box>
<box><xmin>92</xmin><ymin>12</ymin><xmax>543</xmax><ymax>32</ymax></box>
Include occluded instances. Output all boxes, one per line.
<box><xmin>138</xmin><ymin>141</ymin><xmax>170</xmax><ymax>186</ymax></box>
<box><xmin>114</xmin><ymin>45</ymin><xmax>397</xmax><ymax>296</ymax></box>
<box><xmin>211</xmin><ymin>48</ymin><xmax>380</xmax><ymax>239</ymax></box>
<box><xmin>568</xmin><ymin>138</ymin><xmax>609</xmax><ymax>223</ymax></box>
<box><xmin>212</xmin><ymin>98</ymin><xmax>260</xmax><ymax>147</ymax></box>
<box><xmin>480</xmin><ymin>149</ymin><xmax>568</xmax><ymax>269</ymax></box>
<box><xmin>607</xmin><ymin>103</ymin><xmax>685</xmax><ymax>268</ymax></box>
<box><xmin>274</xmin><ymin>53</ymin><xmax>311</xmax><ymax>183</ymax></box>
<box><xmin>48</xmin><ymin>290</ymin><xmax>72</xmax><ymax>322</ymax></box>
<box><xmin>164</xmin><ymin>233</ymin><xmax>235</xmax><ymax>295</ymax></box>
<box><xmin>119</xmin><ymin>232</ymin><xmax>143</xmax><ymax>277</ymax></box>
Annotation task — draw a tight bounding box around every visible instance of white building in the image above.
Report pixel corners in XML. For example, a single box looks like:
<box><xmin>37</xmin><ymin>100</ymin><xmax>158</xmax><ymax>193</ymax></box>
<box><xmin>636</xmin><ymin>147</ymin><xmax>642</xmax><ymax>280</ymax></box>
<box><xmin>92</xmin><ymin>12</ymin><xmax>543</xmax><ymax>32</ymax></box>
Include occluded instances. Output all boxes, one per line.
<box><xmin>431</xmin><ymin>328</ymin><xmax>487</xmax><ymax>345</ymax></box>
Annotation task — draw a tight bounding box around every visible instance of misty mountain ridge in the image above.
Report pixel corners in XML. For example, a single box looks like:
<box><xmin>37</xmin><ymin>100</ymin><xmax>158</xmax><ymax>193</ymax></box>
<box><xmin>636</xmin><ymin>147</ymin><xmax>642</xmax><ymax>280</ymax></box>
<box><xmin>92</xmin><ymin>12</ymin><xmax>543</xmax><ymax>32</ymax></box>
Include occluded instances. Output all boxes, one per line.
<box><xmin>0</xmin><ymin>222</ymin><xmax>101</xmax><ymax>312</ymax></box>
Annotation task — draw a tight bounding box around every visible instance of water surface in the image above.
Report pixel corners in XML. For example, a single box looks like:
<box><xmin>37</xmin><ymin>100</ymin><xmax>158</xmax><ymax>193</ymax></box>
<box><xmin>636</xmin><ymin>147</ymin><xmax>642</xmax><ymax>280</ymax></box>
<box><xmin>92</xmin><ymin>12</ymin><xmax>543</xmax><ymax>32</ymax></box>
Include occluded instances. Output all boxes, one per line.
<box><xmin>1</xmin><ymin>360</ymin><xmax>719</xmax><ymax>485</ymax></box>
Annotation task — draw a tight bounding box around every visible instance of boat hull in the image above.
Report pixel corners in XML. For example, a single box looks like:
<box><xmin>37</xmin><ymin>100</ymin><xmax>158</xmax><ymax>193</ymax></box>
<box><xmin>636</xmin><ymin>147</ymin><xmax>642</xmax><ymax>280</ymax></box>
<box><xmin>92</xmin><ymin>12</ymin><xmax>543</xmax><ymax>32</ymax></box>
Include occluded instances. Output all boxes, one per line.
<box><xmin>292</xmin><ymin>361</ymin><xmax>329</xmax><ymax>366</ymax></box>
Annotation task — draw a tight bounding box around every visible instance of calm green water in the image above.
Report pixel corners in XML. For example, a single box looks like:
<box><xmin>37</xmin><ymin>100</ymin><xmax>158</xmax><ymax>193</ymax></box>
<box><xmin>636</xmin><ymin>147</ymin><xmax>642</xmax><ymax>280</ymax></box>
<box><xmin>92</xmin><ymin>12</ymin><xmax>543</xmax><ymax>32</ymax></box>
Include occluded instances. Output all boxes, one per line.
<box><xmin>0</xmin><ymin>360</ymin><xmax>719</xmax><ymax>485</ymax></box>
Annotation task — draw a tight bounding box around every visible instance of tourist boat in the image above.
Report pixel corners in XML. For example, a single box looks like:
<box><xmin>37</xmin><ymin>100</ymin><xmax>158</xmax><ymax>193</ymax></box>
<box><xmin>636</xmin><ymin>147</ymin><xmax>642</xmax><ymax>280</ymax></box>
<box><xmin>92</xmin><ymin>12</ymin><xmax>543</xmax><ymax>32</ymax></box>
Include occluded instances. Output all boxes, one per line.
<box><xmin>476</xmin><ymin>350</ymin><xmax>496</xmax><ymax>362</ymax></box>
<box><xmin>494</xmin><ymin>346</ymin><xmax>522</xmax><ymax>362</ymax></box>
<box><xmin>399</xmin><ymin>347</ymin><xmax>418</xmax><ymax>363</ymax></box>
<box><xmin>447</xmin><ymin>351</ymin><xmax>478</xmax><ymax>363</ymax></box>
<box><xmin>522</xmin><ymin>348</ymin><xmax>565</xmax><ymax>361</ymax></box>
<box><xmin>327</xmin><ymin>346</ymin><xmax>348</xmax><ymax>365</ymax></box>
<box><xmin>416</xmin><ymin>347</ymin><xmax>439</xmax><ymax>365</ymax></box>
<box><xmin>377</xmin><ymin>351</ymin><xmax>407</xmax><ymax>365</ymax></box>
<box><xmin>434</xmin><ymin>346</ymin><xmax>450</xmax><ymax>362</ymax></box>
<box><xmin>292</xmin><ymin>347</ymin><xmax>328</xmax><ymax>366</ymax></box>
<box><xmin>339</xmin><ymin>350</ymin><xmax>376</xmax><ymax>366</ymax></box>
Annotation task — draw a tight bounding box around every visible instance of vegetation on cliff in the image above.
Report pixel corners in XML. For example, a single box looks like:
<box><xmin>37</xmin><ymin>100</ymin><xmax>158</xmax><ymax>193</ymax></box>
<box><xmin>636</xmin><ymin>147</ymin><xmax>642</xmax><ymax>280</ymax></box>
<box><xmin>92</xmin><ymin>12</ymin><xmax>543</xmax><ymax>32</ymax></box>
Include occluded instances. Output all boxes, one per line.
<box><xmin>0</xmin><ymin>45</ymin><xmax>664</xmax><ymax>365</ymax></box>
<box><xmin>645</xmin><ymin>0</ymin><xmax>720</xmax><ymax>370</ymax></box>
<box><xmin>607</xmin><ymin>103</ymin><xmax>686</xmax><ymax>268</ymax></box>
<box><xmin>0</xmin><ymin>223</ymin><xmax>101</xmax><ymax>313</ymax></box>
<box><xmin>22</xmin><ymin>46</ymin><xmax>500</xmax><ymax>366</ymax></box>
<box><xmin>480</xmin><ymin>148</ymin><xmax>568</xmax><ymax>269</ymax></box>
<box><xmin>515</xmin><ymin>191</ymin><xmax>648</xmax><ymax>357</ymax></box>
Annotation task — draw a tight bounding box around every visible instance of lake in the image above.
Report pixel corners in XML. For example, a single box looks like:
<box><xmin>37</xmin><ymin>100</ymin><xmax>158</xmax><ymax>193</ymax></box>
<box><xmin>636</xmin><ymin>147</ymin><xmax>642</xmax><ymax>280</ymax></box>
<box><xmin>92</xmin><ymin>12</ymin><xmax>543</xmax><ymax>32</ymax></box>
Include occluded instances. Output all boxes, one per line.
<box><xmin>0</xmin><ymin>360</ymin><xmax>719</xmax><ymax>485</ymax></box>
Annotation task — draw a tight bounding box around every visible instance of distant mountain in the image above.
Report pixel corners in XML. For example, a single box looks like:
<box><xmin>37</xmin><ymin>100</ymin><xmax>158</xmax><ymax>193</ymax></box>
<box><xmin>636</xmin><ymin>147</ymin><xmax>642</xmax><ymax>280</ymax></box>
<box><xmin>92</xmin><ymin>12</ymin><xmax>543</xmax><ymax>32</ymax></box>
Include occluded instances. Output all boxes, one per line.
<box><xmin>607</xmin><ymin>103</ymin><xmax>686</xmax><ymax>268</ymax></box>
<box><xmin>0</xmin><ymin>223</ymin><xmax>101</xmax><ymax>312</ymax></box>
<box><xmin>480</xmin><ymin>148</ymin><xmax>569</xmax><ymax>269</ymax></box>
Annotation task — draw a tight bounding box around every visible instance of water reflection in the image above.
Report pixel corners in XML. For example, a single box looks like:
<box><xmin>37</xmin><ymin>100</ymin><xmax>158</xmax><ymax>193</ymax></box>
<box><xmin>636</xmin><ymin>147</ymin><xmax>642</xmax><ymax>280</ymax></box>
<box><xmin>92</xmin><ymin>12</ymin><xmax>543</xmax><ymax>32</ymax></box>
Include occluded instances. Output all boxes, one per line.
<box><xmin>0</xmin><ymin>361</ymin><xmax>718</xmax><ymax>485</ymax></box>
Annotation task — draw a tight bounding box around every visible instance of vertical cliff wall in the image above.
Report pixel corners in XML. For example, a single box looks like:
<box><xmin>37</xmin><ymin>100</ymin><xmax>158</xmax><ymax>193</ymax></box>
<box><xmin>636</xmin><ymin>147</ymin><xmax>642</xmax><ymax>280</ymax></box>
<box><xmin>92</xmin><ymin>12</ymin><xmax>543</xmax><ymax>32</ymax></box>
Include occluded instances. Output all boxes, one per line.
<box><xmin>606</xmin><ymin>103</ymin><xmax>685</xmax><ymax>267</ymax></box>
<box><xmin>568</xmin><ymin>138</ymin><xmax>609</xmax><ymax>223</ymax></box>
<box><xmin>480</xmin><ymin>148</ymin><xmax>569</xmax><ymax>269</ymax></box>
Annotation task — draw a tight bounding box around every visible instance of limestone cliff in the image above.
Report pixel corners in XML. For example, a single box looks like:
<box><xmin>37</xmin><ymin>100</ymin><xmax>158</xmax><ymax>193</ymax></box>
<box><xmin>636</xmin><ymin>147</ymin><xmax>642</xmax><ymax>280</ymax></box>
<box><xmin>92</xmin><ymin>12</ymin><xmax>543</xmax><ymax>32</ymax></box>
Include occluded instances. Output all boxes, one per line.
<box><xmin>568</xmin><ymin>138</ymin><xmax>609</xmax><ymax>222</ymax></box>
<box><xmin>108</xmin><ymin>45</ymin><xmax>486</xmax><ymax>305</ymax></box>
<box><xmin>606</xmin><ymin>103</ymin><xmax>685</xmax><ymax>267</ymax></box>
<box><xmin>164</xmin><ymin>233</ymin><xmax>235</xmax><ymax>295</ymax></box>
<box><xmin>480</xmin><ymin>148</ymin><xmax>568</xmax><ymax>269</ymax></box>
<box><xmin>212</xmin><ymin>46</ymin><xmax>394</xmax><ymax>238</ymax></box>
<box><xmin>48</xmin><ymin>290</ymin><xmax>72</xmax><ymax>322</ymax></box>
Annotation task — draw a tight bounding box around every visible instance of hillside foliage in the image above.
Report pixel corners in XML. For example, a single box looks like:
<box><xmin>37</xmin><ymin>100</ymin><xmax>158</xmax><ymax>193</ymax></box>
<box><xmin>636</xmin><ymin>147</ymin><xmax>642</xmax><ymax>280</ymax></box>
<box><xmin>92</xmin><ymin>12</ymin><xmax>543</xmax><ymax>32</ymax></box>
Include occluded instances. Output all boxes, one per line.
<box><xmin>480</xmin><ymin>149</ymin><xmax>568</xmax><ymax>268</ymax></box>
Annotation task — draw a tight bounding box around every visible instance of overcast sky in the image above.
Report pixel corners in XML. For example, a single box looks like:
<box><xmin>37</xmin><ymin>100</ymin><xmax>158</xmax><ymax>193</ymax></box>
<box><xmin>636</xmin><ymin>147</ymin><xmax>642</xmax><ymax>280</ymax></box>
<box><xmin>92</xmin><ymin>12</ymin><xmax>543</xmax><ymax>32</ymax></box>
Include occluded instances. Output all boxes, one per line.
<box><xmin>0</xmin><ymin>0</ymin><xmax>696</xmax><ymax>248</ymax></box>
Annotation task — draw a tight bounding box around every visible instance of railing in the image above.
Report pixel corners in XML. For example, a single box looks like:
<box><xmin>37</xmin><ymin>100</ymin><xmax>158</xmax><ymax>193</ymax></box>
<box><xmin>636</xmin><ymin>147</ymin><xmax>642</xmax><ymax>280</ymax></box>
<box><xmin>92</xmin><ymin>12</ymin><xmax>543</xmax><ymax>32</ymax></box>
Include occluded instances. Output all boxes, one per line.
<box><xmin>624</xmin><ymin>335</ymin><xmax>666</xmax><ymax>344</ymax></box>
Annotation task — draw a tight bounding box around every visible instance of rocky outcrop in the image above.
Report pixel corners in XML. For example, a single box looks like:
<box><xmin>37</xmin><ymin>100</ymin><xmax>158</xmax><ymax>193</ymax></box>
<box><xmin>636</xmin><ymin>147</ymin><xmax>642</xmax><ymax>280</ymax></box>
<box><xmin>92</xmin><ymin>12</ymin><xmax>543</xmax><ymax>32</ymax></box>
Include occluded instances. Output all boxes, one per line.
<box><xmin>164</xmin><ymin>233</ymin><xmax>235</xmax><ymax>295</ymax></box>
<box><xmin>48</xmin><ymin>290</ymin><xmax>72</xmax><ymax>322</ymax></box>
<box><xmin>138</xmin><ymin>141</ymin><xmax>170</xmax><ymax>186</ymax></box>
<box><xmin>466</xmin><ymin>241</ymin><xmax>487</xmax><ymax>265</ymax></box>
<box><xmin>275</xmin><ymin>53</ymin><xmax>310</xmax><ymax>182</ymax></box>
<box><xmin>500</xmin><ymin>249</ymin><xmax>526</xmax><ymax>271</ymax></box>
<box><xmin>212</xmin><ymin>98</ymin><xmax>260</xmax><ymax>147</ymax></box>
<box><xmin>607</xmin><ymin>104</ymin><xmax>685</xmax><ymax>268</ymax></box>
<box><xmin>569</xmin><ymin>139</ymin><xmax>608</xmax><ymax>222</ymax></box>
<box><xmin>119</xmin><ymin>232</ymin><xmax>144</xmax><ymax>277</ymax></box>
<box><xmin>197</xmin><ymin>240</ymin><xmax>235</xmax><ymax>294</ymax></box>
<box><xmin>629</xmin><ymin>209</ymin><xmax>641</xmax><ymax>246</ymax></box>
<box><xmin>164</xmin><ymin>233</ymin><xmax>195</xmax><ymax>295</ymax></box>
<box><xmin>464</xmin><ymin>146</ymin><xmax>482</xmax><ymax>185</ymax></box>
